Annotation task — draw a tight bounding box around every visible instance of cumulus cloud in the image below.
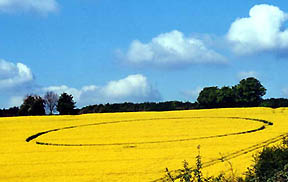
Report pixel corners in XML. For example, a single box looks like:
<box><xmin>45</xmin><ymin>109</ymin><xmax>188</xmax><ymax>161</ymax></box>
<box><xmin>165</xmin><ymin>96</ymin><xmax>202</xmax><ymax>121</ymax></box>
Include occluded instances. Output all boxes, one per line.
<box><xmin>42</xmin><ymin>74</ymin><xmax>161</xmax><ymax>107</ymax></box>
<box><xmin>227</xmin><ymin>4</ymin><xmax>288</xmax><ymax>55</ymax></box>
<box><xmin>282</xmin><ymin>88</ymin><xmax>288</xmax><ymax>97</ymax></box>
<box><xmin>181</xmin><ymin>86</ymin><xmax>203</xmax><ymax>101</ymax></box>
<box><xmin>0</xmin><ymin>0</ymin><xmax>58</xmax><ymax>14</ymax></box>
<box><xmin>42</xmin><ymin>85</ymin><xmax>81</xmax><ymax>101</ymax></box>
<box><xmin>122</xmin><ymin>30</ymin><xmax>226</xmax><ymax>67</ymax></box>
<box><xmin>8</xmin><ymin>96</ymin><xmax>23</xmax><ymax>107</ymax></box>
<box><xmin>3</xmin><ymin>72</ymin><xmax>161</xmax><ymax>108</ymax></box>
<box><xmin>0</xmin><ymin>59</ymin><xmax>34</xmax><ymax>89</ymax></box>
<box><xmin>237</xmin><ymin>71</ymin><xmax>259</xmax><ymax>80</ymax></box>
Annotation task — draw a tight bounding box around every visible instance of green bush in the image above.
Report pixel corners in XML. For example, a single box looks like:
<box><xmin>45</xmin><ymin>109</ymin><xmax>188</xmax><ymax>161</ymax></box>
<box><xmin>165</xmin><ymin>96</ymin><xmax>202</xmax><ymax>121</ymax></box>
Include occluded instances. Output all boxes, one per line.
<box><xmin>245</xmin><ymin>140</ymin><xmax>288</xmax><ymax>182</ymax></box>
<box><xmin>163</xmin><ymin>139</ymin><xmax>288</xmax><ymax>182</ymax></box>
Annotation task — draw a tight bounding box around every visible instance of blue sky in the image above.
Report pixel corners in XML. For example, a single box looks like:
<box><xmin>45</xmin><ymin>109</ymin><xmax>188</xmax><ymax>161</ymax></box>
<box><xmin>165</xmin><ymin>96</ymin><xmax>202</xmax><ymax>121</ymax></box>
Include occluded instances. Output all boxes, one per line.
<box><xmin>1</xmin><ymin>0</ymin><xmax>288</xmax><ymax>108</ymax></box>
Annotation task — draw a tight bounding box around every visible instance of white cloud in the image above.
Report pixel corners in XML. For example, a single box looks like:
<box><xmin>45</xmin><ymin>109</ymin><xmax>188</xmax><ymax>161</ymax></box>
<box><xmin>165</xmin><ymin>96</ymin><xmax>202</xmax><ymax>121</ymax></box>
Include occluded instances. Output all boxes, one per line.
<box><xmin>42</xmin><ymin>74</ymin><xmax>161</xmax><ymax>107</ymax></box>
<box><xmin>0</xmin><ymin>0</ymin><xmax>58</xmax><ymax>14</ymax></box>
<box><xmin>103</xmin><ymin>74</ymin><xmax>152</xmax><ymax>98</ymax></box>
<box><xmin>227</xmin><ymin>4</ymin><xmax>288</xmax><ymax>55</ymax></box>
<box><xmin>282</xmin><ymin>88</ymin><xmax>288</xmax><ymax>97</ymax></box>
<box><xmin>0</xmin><ymin>59</ymin><xmax>34</xmax><ymax>89</ymax></box>
<box><xmin>122</xmin><ymin>30</ymin><xmax>226</xmax><ymax>67</ymax></box>
<box><xmin>181</xmin><ymin>86</ymin><xmax>203</xmax><ymax>101</ymax></box>
<box><xmin>8</xmin><ymin>96</ymin><xmax>23</xmax><ymax>107</ymax></box>
<box><xmin>3</xmin><ymin>72</ymin><xmax>161</xmax><ymax>108</ymax></box>
<box><xmin>42</xmin><ymin>85</ymin><xmax>81</xmax><ymax>101</ymax></box>
<box><xmin>237</xmin><ymin>71</ymin><xmax>258</xmax><ymax>80</ymax></box>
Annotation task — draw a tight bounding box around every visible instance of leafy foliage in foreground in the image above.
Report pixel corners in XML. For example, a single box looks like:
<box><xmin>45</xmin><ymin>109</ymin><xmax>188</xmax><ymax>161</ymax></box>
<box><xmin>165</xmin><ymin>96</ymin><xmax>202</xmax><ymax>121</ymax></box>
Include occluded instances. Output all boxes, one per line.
<box><xmin>245</xmin><ymin>139</ymin><xmax>288</xmax><ymax>182</ymax></box>
<box><xmin>164</xmin><ymin>140</ymin><xmax>288</xmax><ymax>182</ymax></box>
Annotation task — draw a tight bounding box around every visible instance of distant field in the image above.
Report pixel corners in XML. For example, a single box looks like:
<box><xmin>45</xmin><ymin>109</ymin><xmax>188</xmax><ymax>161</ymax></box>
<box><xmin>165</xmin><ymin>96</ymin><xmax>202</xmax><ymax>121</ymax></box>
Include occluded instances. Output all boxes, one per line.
<box><xmin>1</xmin><ymin>108</ymin><xmax>288</xmax><ymax>182</ymax></box>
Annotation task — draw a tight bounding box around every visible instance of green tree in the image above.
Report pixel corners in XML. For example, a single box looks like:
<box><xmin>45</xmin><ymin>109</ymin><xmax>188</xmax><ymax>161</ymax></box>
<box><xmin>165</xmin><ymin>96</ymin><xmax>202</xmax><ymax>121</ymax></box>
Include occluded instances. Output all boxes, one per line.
<box><xmin>233</xmin><ymin>77</ymin><xmax>266</xmax><ymax>107</ymax></box>
<box><xmin>217</xmin><ymin>86</ymin><xmax>236</xmax><ymax>107</ymax></box>
<box><xmin>19</xmin><ymin>95</ymin><xmax>45</xmax><ymax>116</ymax></box>
<box><xmin>57</xmin><ymin>93</ymin><xmax>76</xmax><ymax>115</ymax></box>
<box><xmin>197</xmin><ymin>87</ymin><xmax>219</xmax><ymax>108</ymax></box>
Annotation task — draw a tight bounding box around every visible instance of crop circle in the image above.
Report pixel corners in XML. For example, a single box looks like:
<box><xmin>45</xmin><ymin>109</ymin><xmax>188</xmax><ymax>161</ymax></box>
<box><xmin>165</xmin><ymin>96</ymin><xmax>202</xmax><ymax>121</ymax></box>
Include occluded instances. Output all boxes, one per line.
<box><xmin>26</xmin><ymin>116</ymin><xmax>272</xmax><ymax>147</ymax></box>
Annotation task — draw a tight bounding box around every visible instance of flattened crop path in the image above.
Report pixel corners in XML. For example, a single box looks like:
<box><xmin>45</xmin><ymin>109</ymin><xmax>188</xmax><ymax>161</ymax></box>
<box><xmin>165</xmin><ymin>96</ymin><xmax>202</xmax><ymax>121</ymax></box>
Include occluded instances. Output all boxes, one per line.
<box><xmin>26</xmin><ymin>117</ymin><xmax>273</xmax><ymax>147</ymax></box>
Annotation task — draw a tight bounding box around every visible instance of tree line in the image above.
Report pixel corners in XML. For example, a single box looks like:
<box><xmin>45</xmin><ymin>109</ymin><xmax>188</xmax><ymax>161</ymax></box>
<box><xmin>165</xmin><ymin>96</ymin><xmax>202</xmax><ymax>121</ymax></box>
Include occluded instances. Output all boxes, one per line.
<box><xmin>79</xmin><ymin>101</ymin><xmax>198</xmax><ymax>114</ymax></box>
<box><xmin>1</xmin><ymin>77</ymin><xmax>288</xmax><ymax>117</ymax></box>
<box><xmin>197</xmin><ymin>77</ymin><xmax>266</xmax><ymax>108</ymax></box>
<box><xmin>196</xmin><ymin>77</ymin><xmax>288</xmax><ymax>109</ymax></box>
<box><xmin>0</xmin><ymin>92</ymin><xmax>77</xmax><ymax>117</ymax></box>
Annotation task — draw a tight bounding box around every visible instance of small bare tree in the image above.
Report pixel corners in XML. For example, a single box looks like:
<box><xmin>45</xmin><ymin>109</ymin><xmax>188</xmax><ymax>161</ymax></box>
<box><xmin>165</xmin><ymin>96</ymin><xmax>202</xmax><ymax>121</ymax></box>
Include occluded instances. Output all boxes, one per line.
<box><xmin>44</xmin><ymin>91</ymin><xmax>59</xmax><ymax>115</ymax></box>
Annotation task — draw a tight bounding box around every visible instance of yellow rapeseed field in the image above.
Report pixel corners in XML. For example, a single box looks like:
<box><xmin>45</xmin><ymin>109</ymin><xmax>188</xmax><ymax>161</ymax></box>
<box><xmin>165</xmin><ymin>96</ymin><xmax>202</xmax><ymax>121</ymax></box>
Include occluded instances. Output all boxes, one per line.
<box><xmin>1</xmin><ymin>107</ymin><xmax>288</xmax><ymax>182</ymax></box>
